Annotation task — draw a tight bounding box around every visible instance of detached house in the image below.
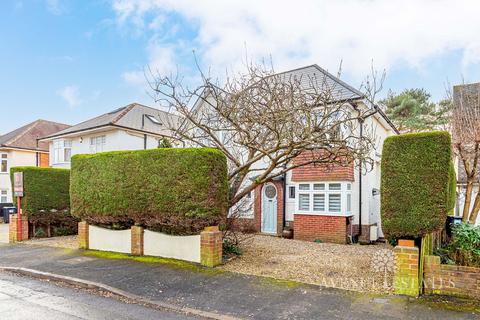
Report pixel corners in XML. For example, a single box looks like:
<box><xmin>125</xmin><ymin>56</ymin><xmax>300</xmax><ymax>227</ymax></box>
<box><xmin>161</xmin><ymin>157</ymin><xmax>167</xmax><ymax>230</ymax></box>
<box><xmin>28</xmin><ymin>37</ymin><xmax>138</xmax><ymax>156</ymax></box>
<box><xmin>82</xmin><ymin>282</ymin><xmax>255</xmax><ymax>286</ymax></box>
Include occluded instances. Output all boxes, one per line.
<box><xmin>193</xmin><ymin>65</ymin><xmax>398</xmax><ymax>243</ymax></box>
<box><xmin>0</xmin><ymin>120</ymin><xmax>70</xmax><ymax>204</ymax></box>
<box><xmin>39</xmin><ymin>103</ymin><xmax>179</xmax><ymax>168</ymax></box>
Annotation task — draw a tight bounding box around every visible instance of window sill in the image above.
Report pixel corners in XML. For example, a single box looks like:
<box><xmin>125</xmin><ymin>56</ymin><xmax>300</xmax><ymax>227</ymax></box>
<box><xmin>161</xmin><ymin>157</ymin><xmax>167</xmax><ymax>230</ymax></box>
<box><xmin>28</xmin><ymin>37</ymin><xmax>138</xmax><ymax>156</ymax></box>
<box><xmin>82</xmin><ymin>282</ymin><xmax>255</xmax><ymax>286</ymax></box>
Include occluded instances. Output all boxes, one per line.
<box><xmin>294</xmin><ymin>212</ymin><xmax>353</xmax><ymax>217</ymax></box>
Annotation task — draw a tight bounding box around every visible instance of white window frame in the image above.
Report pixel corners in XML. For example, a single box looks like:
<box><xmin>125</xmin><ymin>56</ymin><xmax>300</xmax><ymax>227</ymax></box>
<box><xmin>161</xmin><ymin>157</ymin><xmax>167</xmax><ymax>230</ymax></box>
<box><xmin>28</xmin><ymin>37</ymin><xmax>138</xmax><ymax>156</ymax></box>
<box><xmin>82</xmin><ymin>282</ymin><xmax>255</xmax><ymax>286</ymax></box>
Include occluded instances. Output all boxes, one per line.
<box><xmin>89</xmin><ymin>135</ymin><xmax>106</xmax><ymax>153</ymax></box>
<box><xmin>296</xmin><ymin>182</ymin><xmax>352</xmax><ymax>215</ymax></box>
<box><xmin>0</xmin><ymin>189</ymin><xmax>7</xmax><ymax>203</ymax></box>
<box><xmin>0</xmin><ymin>153</ymin><xmax>8</xmax><ymax>173</ymax></box>
<box><xmin>53</xmin><ymin>139</ymin><xmax>72</xmax><ymax>164</ymax></box>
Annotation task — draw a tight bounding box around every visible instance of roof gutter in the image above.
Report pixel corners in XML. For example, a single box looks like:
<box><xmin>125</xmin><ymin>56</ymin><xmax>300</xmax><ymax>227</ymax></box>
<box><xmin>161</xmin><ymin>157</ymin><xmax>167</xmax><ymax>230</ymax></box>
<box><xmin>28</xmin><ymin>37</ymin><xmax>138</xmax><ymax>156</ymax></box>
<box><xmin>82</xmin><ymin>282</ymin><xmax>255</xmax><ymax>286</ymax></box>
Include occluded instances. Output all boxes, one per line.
<box><xmin>38</xmin><ymin>124</ymin><xmax>169</xmax><ymax>141</ymax></box>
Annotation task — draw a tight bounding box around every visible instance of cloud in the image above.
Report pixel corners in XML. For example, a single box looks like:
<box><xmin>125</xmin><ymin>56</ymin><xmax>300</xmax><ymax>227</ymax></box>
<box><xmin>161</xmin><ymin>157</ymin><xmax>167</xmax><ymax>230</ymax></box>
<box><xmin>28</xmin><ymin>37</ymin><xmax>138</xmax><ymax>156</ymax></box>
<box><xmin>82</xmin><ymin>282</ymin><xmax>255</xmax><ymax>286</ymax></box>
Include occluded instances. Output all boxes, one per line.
<box><xmin>112</xmin><ymin>0</ymin><xmax>480</xmax><ymax>81</ymax></box>
<box><xmin>46</xmin><ymin>0</ymin><xmax>65</xmax><ymax>15</ymax></box>
<box><xmin>122</xmin><ymin>42</ymin><xmax>177</xmax><ymax>87</ymax></box>
<box><xmin>57</xmin><ymin>85</ymin><xmax>81</xmax><ymax>108</ymax></box>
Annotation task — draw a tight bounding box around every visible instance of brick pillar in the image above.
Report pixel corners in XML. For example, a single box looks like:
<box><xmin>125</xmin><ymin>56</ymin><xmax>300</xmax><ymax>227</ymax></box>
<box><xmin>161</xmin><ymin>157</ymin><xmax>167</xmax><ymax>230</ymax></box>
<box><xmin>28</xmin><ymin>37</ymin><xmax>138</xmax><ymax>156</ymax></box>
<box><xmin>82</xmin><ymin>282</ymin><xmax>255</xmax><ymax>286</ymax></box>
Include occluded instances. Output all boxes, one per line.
<box><xmin>9</xmin><ymin>214</ymin><xmax>28</xmax><ymax>243</ymax></box>
<box><xmin>131</xmin><ymin>225</ymin><xmax>144</xmax><ymax>256</ymax></box>
<box><xmin>393</xmin><ymin>239</ymin><xmax>419</xmax><ymax>297</ymax></box>
<box><xmin>78</xmin><ymin>221</ymin><xmax>89</xmax><ymax>249</ymax></box>
<box><xmin>200</xmin><ymin>226</ymin><xmax>222</xmax><ymax>267</ymax></box>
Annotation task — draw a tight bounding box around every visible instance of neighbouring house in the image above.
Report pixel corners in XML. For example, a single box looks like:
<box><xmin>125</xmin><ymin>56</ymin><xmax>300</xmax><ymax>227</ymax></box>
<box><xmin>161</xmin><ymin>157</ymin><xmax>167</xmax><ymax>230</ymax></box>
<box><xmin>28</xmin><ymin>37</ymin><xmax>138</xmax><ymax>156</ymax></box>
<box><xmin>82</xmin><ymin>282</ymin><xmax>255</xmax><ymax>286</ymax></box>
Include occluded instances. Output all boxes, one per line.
<box><xmin>39</xmin><ymin>103</ymin><xmax>179</xmax><ymax>169</ymax></box>
<box><xmin>0</xmin><ymin>119</ymin><xmax>70</xmax><ymax>204</ymax></box>
<box><xmin>193</xmin><ymin>65</ymin><xmax>398</xmax><ymax>244</ymax></box>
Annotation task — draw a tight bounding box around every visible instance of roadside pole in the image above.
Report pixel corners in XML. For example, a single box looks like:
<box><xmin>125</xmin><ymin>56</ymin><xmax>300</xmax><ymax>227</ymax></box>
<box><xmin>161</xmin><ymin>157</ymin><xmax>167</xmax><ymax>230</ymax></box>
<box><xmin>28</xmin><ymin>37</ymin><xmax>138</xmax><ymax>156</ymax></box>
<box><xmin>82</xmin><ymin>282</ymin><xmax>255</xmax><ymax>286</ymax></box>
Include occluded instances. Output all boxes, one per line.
<box><xmin>13</xmin><ymin>172</ymin><xmax>24</xmax><ymax>241</ymax></box>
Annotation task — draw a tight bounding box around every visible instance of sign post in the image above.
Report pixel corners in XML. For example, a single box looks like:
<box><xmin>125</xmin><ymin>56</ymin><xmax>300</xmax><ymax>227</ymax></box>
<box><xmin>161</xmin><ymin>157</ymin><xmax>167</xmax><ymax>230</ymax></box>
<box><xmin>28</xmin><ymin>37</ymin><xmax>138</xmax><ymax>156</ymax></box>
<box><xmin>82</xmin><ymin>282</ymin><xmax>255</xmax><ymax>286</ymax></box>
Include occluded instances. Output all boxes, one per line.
<box><xmin>13</xmin><ymin>172</ymin><xmax>24</xmax><ymax>241</ymax></box>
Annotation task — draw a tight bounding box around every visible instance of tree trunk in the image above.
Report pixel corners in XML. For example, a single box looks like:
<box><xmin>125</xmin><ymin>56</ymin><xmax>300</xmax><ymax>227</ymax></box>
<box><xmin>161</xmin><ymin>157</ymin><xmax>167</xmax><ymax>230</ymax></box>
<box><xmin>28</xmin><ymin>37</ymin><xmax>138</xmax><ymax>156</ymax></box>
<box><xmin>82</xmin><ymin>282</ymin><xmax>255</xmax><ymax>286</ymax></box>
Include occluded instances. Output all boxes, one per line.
<box><xmin>469</xmin><ymin>187</ymin><xmax>480</xmax><ymax>224</ymax></box>
<box><xmin>462</xmin><ymin>180</ymin><xmax>474</xmax><ymax>222</ymax></box>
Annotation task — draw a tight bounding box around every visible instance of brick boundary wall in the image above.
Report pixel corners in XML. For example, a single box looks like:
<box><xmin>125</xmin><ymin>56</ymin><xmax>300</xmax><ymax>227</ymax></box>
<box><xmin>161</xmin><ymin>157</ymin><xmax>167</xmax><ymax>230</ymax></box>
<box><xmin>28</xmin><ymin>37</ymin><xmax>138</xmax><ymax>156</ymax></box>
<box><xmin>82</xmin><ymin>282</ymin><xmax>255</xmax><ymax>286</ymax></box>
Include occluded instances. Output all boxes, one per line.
<box><xmin>293</xmin><ymin>214</ymin><xmax>349</xmax><ymax>244</ymax></box>
<box><xmin>200</xmin><ymin>226</ymin><xmax>223</xmax><ymax>267</ymax></box>
<box><xmin>9</xmin><ymin>214</ymin><xmax>28</xmax><ymax>243</ymax></box>
<box><xmin>78</xmin><ymin>221</ymin><xmax>89</xmax><ymax>249</ymax></box>
<box><xmin>424</xmin><ymin>255</ymin><xmax>480</xmax><ymax>299</ymax></box>
<box><xmin>77</xmin><ymin>222</ymin><xmax>222</xmax><ymax>267</ymax></box>
<box><xmin>393</xmin><ymin>239</ymin><xmax>419</xmax><ymax>297</ymax></box>
<box><xmin>131</xmin><ymin>225</ymin><xmax>144</xmax><ymax>256</ymax></box>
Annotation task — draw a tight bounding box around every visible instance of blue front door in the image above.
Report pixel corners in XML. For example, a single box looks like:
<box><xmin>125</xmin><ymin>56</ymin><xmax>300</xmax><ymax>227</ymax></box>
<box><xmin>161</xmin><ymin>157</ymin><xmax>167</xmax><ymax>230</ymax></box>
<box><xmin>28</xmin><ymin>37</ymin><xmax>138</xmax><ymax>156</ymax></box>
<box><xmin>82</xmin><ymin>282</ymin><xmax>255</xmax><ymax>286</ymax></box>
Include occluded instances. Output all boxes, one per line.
<box><xmin>261</xmin><ymin>184</ymin><xmax>277</xmax><ymax>234</ymax></box>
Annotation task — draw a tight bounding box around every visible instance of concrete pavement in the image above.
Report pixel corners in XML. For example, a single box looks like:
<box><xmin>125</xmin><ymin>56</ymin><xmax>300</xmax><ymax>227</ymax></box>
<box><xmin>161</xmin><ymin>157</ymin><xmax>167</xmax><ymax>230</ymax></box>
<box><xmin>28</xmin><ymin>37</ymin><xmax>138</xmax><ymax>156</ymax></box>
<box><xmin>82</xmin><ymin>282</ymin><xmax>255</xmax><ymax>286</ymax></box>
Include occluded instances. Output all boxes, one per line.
<box><xmin>0</xmin><ymin>224</ymin><xmax>9</xmax><ymax>243</ymax></box>
<box><xmin>0</xmin><ymin>272</ymin><xmax>199</xmax><ymax>320</ymax></box>
<box><xmin>0</xmin><ymin>243</ymin><xmax>478</xmax><ymax>319</ymax></box>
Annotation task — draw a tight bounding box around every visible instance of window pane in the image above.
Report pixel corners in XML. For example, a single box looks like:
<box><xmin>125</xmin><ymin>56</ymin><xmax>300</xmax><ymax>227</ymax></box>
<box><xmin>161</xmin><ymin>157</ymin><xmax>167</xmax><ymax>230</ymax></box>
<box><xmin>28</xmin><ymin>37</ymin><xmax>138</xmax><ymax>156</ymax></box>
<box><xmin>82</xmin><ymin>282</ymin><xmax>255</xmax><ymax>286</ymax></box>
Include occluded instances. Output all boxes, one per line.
<box><xmin>313</xmin><ymin>194</ymin><xmax>325</xmax><ymax>211</ymax></box>
<box><xmin>1</xmin><ymin>160</ymin><xmax>7</xmax><ymax>173</ymax></box>
<box><xmin>1</xmin><ymin>154</ymin><xmax>7</xmax><ymax>159</ymax></box>
<box><xmin>329</xmin><ymin>183</ymin><xmax>341</xmax><ymax>191</ymax></box>
<box><xmin>64</xmin><ymin>140</ymin><xmax>72</xmax><ymax>147</ymax></box>
<box><xmin>346</xmin><ymin>194</ymin><xmax>351</xmax><ymax>213</ymax></box>
<box><xmin>313</xmin><ymin>183</ymin><xmax>325</xmax><ymax>191</ymax></box>
<box><xmin>64</xmin><ymin>148</ymin><xmax>72</xmax><ymax>162</ymax></box>
<box><xmin>347</xmin><ymin>183</ymin><xmax>352</xmax><ymax>191</ymax></box>
<box><xmin>299</xmin><ymin>184</ymin><xmax>310</xmax><ymax>191</ymax></box>
<box><xmin>289</xmin><ymin>186</ymin><xmax>295</xmax><ymax>199</ymax></box>
<box><xmin>328</xmin><ymin>194</ymin><xmax>341</xmax><ymax>212</ymax></box>
<box><xmin>298</xmin><ymin>194</ymin><xmax>310</xmax><ymax>211</ymax></box>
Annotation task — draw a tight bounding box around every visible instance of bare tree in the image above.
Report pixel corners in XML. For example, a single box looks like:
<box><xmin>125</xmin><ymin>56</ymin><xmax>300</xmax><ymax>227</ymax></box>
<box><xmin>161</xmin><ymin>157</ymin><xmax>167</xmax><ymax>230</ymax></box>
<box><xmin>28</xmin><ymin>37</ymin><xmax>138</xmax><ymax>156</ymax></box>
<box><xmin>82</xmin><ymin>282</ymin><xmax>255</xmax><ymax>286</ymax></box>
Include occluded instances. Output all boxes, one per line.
<box><xmin>451</xmin><ymin>82</ymin><xmax>480</xmax><ymax>223</ymax></box>
<box><xmin>148</xmin><ymin>62</ymin><xmax>379</xmax><ymax>210</ymax></box>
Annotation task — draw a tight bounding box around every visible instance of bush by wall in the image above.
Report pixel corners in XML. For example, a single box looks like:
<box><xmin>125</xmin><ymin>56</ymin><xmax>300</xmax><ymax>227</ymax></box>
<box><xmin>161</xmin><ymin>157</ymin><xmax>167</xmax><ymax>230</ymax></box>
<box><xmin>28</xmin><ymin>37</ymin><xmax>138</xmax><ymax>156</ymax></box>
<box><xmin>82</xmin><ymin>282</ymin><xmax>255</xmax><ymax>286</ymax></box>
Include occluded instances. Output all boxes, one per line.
<box><xmin>70</xmin><ymin>148</ymin><xmax>229</xmax><ymax>235</ymax></box>
<box><xmin>10</xmin><ymin>166</ymin><xmax>76</xmax><ymax>237</ymax></box>
<box><xmin>381</xmin><ymin>131</ymin><xmax>452</xmax><ymax>240</ymax></box>
<box><xmin>10</xmin><ymin>167</ymin><xmax>70</xmax><ymax>214</ymax></box>
<box><xmin>447</xmin><ymin>161</ymin><xmax>456</xmax><ymax>216</ymax></box>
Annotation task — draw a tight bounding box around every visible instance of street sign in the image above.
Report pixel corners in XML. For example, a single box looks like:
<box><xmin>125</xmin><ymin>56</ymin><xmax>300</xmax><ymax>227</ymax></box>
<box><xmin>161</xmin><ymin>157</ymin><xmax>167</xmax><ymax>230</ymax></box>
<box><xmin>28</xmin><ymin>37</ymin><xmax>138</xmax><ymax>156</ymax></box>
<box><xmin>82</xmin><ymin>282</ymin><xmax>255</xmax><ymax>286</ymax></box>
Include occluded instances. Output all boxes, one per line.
<box><xmin>13</xmin><ymin>172</ymin><xmax>24</xmax><ymax>197</ymax></box>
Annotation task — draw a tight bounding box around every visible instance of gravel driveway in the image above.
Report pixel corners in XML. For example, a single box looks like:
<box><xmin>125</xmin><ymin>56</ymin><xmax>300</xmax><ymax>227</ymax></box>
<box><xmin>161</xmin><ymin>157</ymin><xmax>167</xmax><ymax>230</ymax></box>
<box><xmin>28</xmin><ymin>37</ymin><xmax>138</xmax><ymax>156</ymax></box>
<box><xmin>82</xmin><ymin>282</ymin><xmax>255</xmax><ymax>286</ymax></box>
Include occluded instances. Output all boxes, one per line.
<box><xmin>23</xmin><ymin>235</ymin><xmax>78</xmax><ymax>249</ymax></box>
<box><xmin>221</xmin><ymin>235</ymin><xmax>395</xmax><ymax>293</ymax></box>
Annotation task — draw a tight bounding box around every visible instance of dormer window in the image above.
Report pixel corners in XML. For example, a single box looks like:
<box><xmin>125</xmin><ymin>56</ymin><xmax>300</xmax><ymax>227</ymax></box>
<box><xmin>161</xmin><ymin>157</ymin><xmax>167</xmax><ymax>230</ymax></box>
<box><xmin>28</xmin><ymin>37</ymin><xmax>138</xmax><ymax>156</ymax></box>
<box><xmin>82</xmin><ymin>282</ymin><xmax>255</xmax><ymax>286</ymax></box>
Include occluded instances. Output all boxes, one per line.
<box><xmin>145</xmin><ymin>115</ymin><xmax>162</xmax><ymax>125</ymax></box>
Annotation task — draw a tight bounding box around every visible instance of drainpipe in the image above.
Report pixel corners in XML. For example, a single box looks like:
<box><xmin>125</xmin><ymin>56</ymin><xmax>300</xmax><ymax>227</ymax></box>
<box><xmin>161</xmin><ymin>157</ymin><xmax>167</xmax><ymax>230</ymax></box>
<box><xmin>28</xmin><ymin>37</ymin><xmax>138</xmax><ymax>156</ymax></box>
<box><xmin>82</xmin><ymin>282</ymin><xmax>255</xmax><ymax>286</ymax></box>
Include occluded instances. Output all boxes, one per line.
<box><xmin>282</xmin><ymin>164</ymin><xmax>287</xmax><ymax>231</ymax></box>
<box><xmin>142</xmin><ymin>114</ymin><xmax>147</xmax><ymax>149</ymax></box>
<box><xmin>358</xmin><ymin>120</ymin><xmax>363</xmax><ymax>240</ymax></box>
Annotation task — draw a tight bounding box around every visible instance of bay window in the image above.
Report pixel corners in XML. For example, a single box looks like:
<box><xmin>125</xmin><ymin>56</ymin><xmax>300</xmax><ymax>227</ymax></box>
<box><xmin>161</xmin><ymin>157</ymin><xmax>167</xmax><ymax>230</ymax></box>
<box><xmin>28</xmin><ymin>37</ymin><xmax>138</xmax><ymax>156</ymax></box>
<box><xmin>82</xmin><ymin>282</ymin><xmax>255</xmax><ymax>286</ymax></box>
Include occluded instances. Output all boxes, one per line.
<box><xmin>297</xmin><ymin>182</ymin><xmax>352</xmax><ymax>215</ymax></box>
<box><xmin>53</xmin><ymin>140</ymin><xmax>72</xmax><ymax>164</ymax></box>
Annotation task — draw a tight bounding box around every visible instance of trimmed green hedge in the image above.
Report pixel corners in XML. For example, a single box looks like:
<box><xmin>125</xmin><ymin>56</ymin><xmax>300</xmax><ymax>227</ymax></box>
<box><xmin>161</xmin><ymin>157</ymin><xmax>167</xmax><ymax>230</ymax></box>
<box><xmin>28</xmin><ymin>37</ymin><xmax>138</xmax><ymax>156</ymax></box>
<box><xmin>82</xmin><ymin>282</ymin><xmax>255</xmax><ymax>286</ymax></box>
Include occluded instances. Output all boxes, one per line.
<box><xmin>70</xmin><ymin>148</ymin><xmax>229</xmax><ymax>235</ymax></box>
<box><xmin>381</xmin><ymin>131</ymin><xmax>453</xmax><ymax>240</ymax></box>
<box><xmin>10</xmin><ymin>166</ymin><xmax>70</xmax><ymax>215</ymax></box>
<box><xmin>447</xmin><ymin>161</ymin><xmax>457</xmax><ymax>216</ymax></box>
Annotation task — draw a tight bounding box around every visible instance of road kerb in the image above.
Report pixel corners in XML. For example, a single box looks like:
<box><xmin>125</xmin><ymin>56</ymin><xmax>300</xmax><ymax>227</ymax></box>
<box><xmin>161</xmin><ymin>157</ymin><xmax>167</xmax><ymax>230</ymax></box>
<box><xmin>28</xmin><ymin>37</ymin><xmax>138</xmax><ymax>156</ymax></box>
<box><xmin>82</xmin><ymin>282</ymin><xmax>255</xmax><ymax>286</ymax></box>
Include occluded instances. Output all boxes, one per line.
<box><xmin>0</xmin><ymin>266</ymin><xmax>241</xmax><ymax>320</ymax></box>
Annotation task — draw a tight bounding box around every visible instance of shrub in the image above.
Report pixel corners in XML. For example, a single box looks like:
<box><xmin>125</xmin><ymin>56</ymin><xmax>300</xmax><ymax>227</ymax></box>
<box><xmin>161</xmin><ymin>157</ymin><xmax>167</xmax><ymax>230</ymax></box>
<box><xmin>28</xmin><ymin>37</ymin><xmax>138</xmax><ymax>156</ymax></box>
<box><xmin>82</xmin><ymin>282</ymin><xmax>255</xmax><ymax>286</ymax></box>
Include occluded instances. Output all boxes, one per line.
<box><xmin>381</xmin><ymin>131</ymin><xmax>452</xmax><ymax>240</ymax></box>
<box><xmin>10</xmin><ymin>166</ymin><xmax>76</xmax><ymax>238</ymax></box>
<box><xmin>441</xmin><ymin>223</ymin><xmax>480</xmax><ymax>267</ymax></box>
<box><xmin>447</xmin><ymin>161</ymin><xmax>457</xmax><ymax>216</ymax></box>
<box><xmin>222</xmin><ymin>239</ymin><xmax>242</xmax><ymax>257</ymax></box>
<box><xmin>10</xmin><ymin>166</ymin><xmax>70</xmax><ymax>215</ymax></box>
<box><xmin>70</xmin><ymin>148</ymin><xmax>229</xmax><ymax>235</ymax></box>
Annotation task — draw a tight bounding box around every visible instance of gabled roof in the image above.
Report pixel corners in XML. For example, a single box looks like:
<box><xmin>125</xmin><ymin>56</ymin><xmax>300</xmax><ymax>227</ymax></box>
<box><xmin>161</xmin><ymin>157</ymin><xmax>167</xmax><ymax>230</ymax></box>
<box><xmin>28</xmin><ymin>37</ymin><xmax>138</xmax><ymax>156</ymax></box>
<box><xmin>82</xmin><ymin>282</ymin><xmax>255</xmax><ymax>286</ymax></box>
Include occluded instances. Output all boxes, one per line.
<box><xmin>275</xmin><ymin>64</ymin><xmax>365</xmax><ymax>102</ymax></box>
<box><xmin>40</xmin><ymin>103</ymin><xmax>180</xmax><ymax>140</ymax></box>
<box><xmin>0</xmin><ymin>120</ymin><xmax>70</xmax><ymax>152</ymax></box>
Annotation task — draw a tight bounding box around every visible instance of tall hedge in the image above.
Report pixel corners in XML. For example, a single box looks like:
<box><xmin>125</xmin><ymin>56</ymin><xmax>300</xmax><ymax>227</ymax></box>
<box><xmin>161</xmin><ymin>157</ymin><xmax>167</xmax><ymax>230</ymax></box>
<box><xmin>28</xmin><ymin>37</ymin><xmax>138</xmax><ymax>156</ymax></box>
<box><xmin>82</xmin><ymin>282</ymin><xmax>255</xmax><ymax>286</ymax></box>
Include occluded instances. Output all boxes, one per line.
<box><xmin>381</xmin><ymin>131</ymin><xmax>453</xmax><ymax>239</ymax></box>
<box><xmin>70</xmin><ymin>148</ymin><xmax>229</xmax><ymax>235</ymax></box>
<box><xmin>10</xmin><ymin>166</ymin><xmax>70</xmax><ymax>215</ymax></box>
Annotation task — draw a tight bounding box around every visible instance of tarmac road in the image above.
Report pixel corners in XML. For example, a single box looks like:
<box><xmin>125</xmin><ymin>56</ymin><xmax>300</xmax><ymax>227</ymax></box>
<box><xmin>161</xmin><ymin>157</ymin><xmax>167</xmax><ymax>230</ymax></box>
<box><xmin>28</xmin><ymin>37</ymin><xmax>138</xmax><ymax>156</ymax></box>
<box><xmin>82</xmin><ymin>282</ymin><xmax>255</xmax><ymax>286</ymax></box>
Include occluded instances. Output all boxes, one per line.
<box><xmin>0</xmin><ymin>272</ymin><xmax>200</xmax><ymax>320</ymax></box>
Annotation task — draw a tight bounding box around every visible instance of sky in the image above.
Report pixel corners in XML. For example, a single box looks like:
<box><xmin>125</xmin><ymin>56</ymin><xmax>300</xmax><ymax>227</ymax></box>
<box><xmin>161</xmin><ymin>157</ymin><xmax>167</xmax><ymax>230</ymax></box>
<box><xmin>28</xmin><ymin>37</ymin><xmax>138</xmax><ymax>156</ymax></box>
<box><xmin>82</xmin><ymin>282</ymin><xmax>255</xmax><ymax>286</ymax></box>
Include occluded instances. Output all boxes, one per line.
<box><xmin>1</xmin><ymin>0</ymin><xmax>480</xmax><ymax>134</ymax></box>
